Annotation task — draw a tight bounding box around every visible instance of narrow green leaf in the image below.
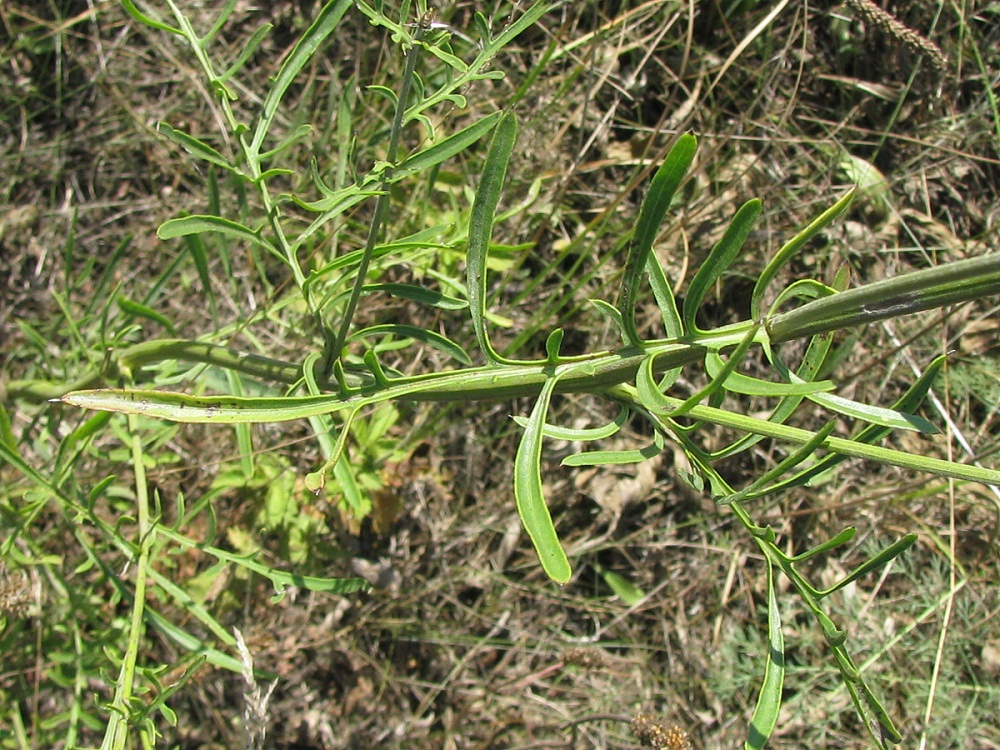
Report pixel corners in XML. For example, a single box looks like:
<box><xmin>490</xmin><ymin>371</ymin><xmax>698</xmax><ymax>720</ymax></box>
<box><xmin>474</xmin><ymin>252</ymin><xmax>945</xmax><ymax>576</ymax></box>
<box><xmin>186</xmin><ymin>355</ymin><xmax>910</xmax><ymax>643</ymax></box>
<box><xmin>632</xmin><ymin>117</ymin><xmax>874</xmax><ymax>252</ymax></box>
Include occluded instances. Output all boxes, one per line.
<box><xmin>218</xmin><ymin>23</ymin><xmax>272</xmax><ymax>83</ymax></box>
<box><xmin>618</xmin><ymin>133</ymin><xmax>697</xmax><ymax>345</ymax></box>
<box><xmin>393</xmin><ymin>111</ymin><xmax>503</xmax><ymax>180</ymax></box>
<box><xmin>120</xmin><ymin>0</ymin><xmax>182</xmax><ymax>35</ymax></box>
<box><xmin>594</xmin><ymin>562</ymin><xmax>645</xmax><ymax>606</ymax></box>
<box><xmin>683</xmin><ymin>199</ymin><xmax>763</xmax><ymax>333</ymax></box>
<box><xmin>725</xmin><ymin>420</ymin><xmax>838</xmax><ymax>504</ymax></box>
<box><xmin>704</xmin><ymin>348</ymin><xmax>834</xmax><ymax>396</ymax></box>
<box><xmin>512</xmin><ymin>405</ymin><xmax>628</xmax><ymax>441</ymax></box>
<box><xmin>803</xmin><ymin>387</ymin><xmax>937</xmax><ymax>433</ymax></box>
<box><xmin>157</xmin><ymin>123</ymin><xmax>236</xmax><ymax>172</ymax></box>
<box><xmin>751</xmin><ymin>188</ymin><xmax>855</xmax><ymax>320</ymax></box>
<box><xmin>818</xmin><ymin>534</ymin><xmax>917</xmax><ymax>597</ymax></box>
<box><xmin>789</xmin><ymin>527</ymin><xmax>857</xmax><ymax>562</ymax></box>
<box><xmin>562</xmin><ymin>432</ymin><xmax>664</xmax><ymax>466</ymax></box>
<box><xmin>745</xmin><ymin>556</ymin><xmax>784</xmax><ymax>750</ymax></box>
<box><xmin>250</xmin><ymin>0</ymin><xmax>353</xmax><ymax>156</ymax></box>
<box><xmin>349</xmin><ymin>323</ymin><xmax>472</xmax><ymax>365</ymax></box>
<box><xmin>117</xmin><ymin>296</ymin><xmax>177</xmax><ymax>335</ymax></box>
<box><xmin>514</xmin><ymin>377</ymin><xmax>572</xmax><ymax>584</ymax></box>
<box><xmin>468</xmin><ymin>112</ymin><xmax>517</xmax><ymax>364</ymax></box>
<box><xmin>157</xmin><ymin>215</ymin><xmax>274</xmax><ymax>253</ymax></box>
<box><xmin>363</xmin><ymin>282</ymin><xmax>467</xmax><ymax>310</ymax></box>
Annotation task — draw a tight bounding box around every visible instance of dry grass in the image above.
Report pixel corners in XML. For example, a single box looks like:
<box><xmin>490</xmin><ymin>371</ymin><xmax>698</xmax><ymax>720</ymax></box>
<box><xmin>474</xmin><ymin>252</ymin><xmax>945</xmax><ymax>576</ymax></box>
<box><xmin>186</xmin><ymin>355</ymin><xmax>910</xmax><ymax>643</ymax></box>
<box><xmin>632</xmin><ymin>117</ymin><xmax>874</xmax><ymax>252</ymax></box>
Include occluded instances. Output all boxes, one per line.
<box><xmin>2</xmin><ymin>1</ymin><xmax>999</xmax><ymax>748</ymax></box>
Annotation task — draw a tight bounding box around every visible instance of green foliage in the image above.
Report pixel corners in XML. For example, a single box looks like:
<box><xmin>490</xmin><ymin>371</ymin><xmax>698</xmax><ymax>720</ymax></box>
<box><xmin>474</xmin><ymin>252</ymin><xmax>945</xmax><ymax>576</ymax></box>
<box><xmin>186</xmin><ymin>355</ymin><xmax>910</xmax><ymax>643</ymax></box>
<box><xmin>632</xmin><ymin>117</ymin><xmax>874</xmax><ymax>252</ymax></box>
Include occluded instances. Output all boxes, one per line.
<box><xmin>3</xmin><ymin>1</ymin><xmax>1000</xmax><ymax>748</ymax></box>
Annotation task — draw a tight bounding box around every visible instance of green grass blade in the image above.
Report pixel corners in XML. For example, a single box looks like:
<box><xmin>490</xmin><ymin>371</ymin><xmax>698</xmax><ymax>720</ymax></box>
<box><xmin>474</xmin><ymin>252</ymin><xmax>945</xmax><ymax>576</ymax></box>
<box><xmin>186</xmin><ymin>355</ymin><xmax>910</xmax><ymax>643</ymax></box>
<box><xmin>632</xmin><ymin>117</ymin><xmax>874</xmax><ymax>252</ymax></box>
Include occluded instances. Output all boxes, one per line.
<box><xmin>745</xmin><ymin>555</ymin><xmax>784</xmax><ymax>750</ymax></box>
<box><xmin>683</xmin><ymin>199</ymin><xmax>763</xmax><ymax>334</ymax></box>
<box><xmin>468</xmin><ymin>112</ymin><xmax>517</xmax><ymax>364</ymax></box>
<box><xmin>618</xmin><ymin>133</ymin><xmax>697</xmax><ymax>345</ymax></box>
<box><xmin>514</xmin><ymin>377</ymin><xmax>572</xmax><ymax>584</ymax></box>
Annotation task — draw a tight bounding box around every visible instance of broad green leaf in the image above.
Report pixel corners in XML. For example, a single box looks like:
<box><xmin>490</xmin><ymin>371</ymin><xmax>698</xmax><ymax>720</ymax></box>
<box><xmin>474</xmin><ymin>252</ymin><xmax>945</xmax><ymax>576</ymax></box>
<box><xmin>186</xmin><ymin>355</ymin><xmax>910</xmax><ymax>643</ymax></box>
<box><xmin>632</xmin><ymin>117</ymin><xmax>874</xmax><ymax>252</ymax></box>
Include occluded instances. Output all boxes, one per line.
<box><xmin>514</xmin><ymin>377</ymin><xmax>572</xmax><ymax>584</ymax></box>
<box><xmin>683</xmin><ymin>198</ymin><xmax>763</xmax><ymax>333</ymax></box>
<box><xmin>250</xmin><ymin>0</ymin><xmax>353</xmax><ymax>156</ymax></box>
<box><xmin>745</xmin><ymin>555</ymin><xmax>784</xmax><ymax>750</ymax></box>
<box><xmin>349</xmin><ymin>323</ymin><xmax>472</xmax><ymax>365</ymax></box>
<box><xmin>468</xmin><ymin>112</ymin><xmax>517</xmax><ymax>364</ymax></box>
<box><xmin>618</xmin><ymin>133</ymin><xmax>697</xmax><ymax>345</ymax></box>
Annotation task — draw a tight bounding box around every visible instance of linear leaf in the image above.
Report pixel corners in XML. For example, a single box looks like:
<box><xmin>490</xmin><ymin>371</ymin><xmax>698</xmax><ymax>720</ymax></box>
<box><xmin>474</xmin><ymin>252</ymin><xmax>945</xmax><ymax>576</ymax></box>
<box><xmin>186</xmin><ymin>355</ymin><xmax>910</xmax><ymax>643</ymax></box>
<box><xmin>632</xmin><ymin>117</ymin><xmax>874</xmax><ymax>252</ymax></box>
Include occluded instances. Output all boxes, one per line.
<box><xmin>364</xmin><ymin>282</ymin><xmax>467</xmax><ymax>310</ymax></box>
<box><xmin>218</xmin><ymin>22</ymin><xmax>272</xmax><ymax>83</ymax></box>
<box><xmin>250</xmin><ymin>0</ymin><xmax>352</xmax><ymax>156</ymax></box>
<box><xmin>683</xmin><ymin>199</ymin><xmax>763</xmax><ymax>333</ymax></box>
<box><xmin>619</xmin><ymin>134</ymin><xmax>697</xmax><ymax>345</ymax></box>
<box><xmin>562</xmin><ymin>432</ymin><xmax>664</xmax><ymax>466</ymax></box>
<box><xmin>349</xmin><ymin>323</ymin><xmax>472</xmax><ymax>365</ymax></box>
<box><xmin>468</xmin><ymin>112</ymin><xmax>517</xmax><ymax>363</ymax></box>
<box><xmin>745</xmin><ymin>556</ymin><xmax>784</xmax><ymax>750</ymax></box>
<box><xmin>157</xmin><ymin>123</ymin><xmax>236</xmax><ymax>172</ymax></box>
<box><xmin>157</xmin><ymin>215</ymin><xmax>274</xmax><ymax>253</ymax></box>
<box><xmin>512</xmin><ymin>404</ymin><xmax>628</xmax><ymax>441</ymax></box>
<box><xmin>751</xmin><ymin>188</ymin><xmax>855</xmax><ymax>319</ymax></box>
<box><xmin>515</xmin><ymin>377</ymin><xmax>572</xmax><ymax>584</ymax></box>
<box><xmin>393</xmin><ymin>111</ymin><xmax>503</xmax><ymax>180</ymax></box>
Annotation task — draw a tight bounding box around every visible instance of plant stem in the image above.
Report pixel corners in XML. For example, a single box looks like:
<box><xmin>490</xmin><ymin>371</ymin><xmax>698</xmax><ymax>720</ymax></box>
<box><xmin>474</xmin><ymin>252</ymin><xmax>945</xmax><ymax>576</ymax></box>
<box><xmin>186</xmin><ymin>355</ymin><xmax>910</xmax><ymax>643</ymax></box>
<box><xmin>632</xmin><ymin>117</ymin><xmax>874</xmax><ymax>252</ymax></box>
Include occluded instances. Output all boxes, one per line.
<box><xmin>328</xmin><ymin>28</ymin><xmax>424</xmax><ymax>374</ymax></box>
<box><xmin>100</xmin><ymin>415</ymin><xmax>154</xmax><ymax>750</ymax></box>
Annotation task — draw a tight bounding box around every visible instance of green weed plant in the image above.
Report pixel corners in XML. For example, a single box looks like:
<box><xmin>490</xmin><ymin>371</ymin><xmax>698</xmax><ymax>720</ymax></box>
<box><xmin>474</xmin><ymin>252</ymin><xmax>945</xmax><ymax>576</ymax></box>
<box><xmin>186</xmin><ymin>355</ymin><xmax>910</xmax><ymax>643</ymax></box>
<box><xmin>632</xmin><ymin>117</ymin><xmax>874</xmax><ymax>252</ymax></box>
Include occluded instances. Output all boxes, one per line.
<box><xmin>3</xmin><ymin>1</ymin><xmax>1000</xmax><ymax>747</ymax></box>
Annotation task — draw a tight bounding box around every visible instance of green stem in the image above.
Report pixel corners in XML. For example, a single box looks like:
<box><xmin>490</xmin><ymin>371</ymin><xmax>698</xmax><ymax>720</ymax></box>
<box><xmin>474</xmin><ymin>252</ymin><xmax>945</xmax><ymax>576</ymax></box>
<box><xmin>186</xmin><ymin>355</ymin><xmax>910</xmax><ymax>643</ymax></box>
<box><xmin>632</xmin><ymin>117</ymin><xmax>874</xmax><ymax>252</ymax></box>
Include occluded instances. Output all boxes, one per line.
<box><xmin>100</xmin><ymin>415</ymin><xmax>154</xmax><ymax>750</ymax></box>
<box><xmin>328</xmin><ymin>29</ymin><xmax>424</xmax><ymax>372</ymax></box>
<box><xmin>766</xmin><ymin>253</ymin><xmax>1000</xmax><ymax>343</ymax></box>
